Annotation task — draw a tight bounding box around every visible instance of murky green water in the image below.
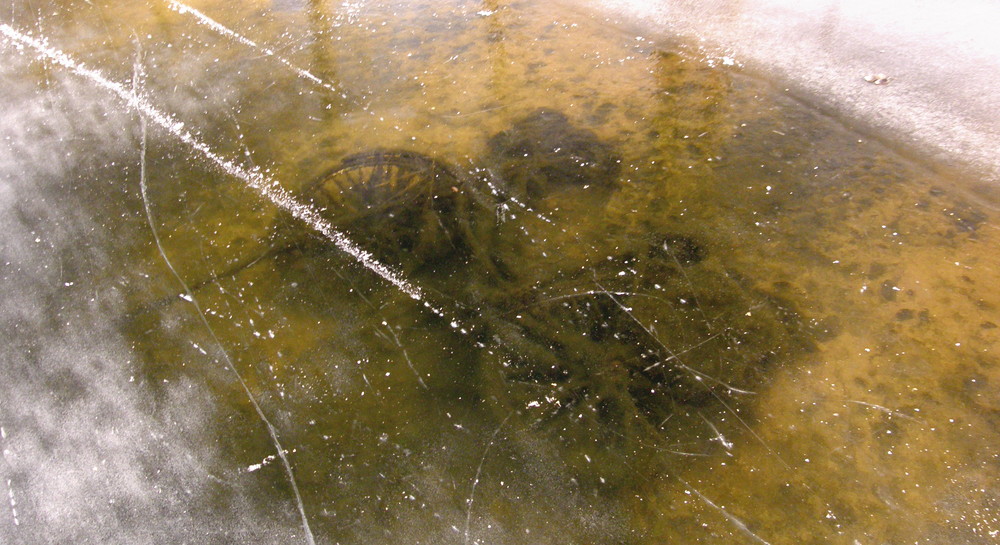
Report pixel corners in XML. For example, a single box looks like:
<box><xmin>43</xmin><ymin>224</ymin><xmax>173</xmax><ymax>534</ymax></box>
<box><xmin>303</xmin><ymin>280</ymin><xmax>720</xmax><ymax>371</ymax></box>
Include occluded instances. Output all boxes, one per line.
<box><xmin>2</xmin><ymin>0</ymin><xmax>999</xmax><ymax>543</ymax></box>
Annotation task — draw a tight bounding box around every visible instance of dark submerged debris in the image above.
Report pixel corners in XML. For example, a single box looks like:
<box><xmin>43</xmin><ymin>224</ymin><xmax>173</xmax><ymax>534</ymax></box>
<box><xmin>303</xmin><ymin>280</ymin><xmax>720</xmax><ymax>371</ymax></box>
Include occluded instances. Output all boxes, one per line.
<box><xmin>487</xmin><ymin>108</ymin><xmax>621</xmax><ymax>197</ymax></box>
<box><xmin>927</xmin><ymin>186</ymin><xmax>986</xmax><ymax>233</ymax></box>
<box><xmin>474</xmin><ymin>232</ymin><xmax>816</xmax><ymax>486</ymax></box>
<box><xmin>303</xmin><ymin>149</ymin><xmax>496</xmax><ymax>273</ymax></box>
<box><xmin>295</xmin><ymin>148</ymin><xmax>812</xmax><ymax>472</ymax></box>
<box><xmin>942</xmin><ymin>204</ymin><xmax>986</xmax><ymax>233</ymax></box>
<box><xmin>167</xmin><ymin>143</ymin><xmax>814</xmax><ymax>488</ymax></box>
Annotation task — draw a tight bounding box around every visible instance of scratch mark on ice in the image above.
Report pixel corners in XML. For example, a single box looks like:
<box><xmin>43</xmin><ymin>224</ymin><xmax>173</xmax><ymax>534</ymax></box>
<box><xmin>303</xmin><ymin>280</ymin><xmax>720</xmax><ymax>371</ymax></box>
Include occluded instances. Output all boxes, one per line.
<box><xmin>464</xmin><ymin>415</ymin><xmax>510</xmax><ymax>545</ymax></box>
<box><xmin>595</xmin><ymin>281</ymin><xmax>753</xmax><ymax>395</ymax></box>
<box><xmin>680</xmin><ymin>478</ymin><xmax>772</xmax><ymax>545</ymax></box>
<box><xmin>382</xmin><ymin>322</ymin><xmax>428</xmax><ymax>390</ymax></box>
<box><xmin>595</xmin><ymin>281</ymin><xmax>789</xmax><ymax>470</ymax></box>
<box><xmin>847</xmin><ymin>400</ymin><xmax>921</xmax><ymax>422</ymax></box>
<box><xmin>127</xmin><ymin>39</ymin><xmax>316</xmax><ymax>545</ymax></box>
<box><xmin>0</xmin><ymin>23</ymin><xmax>437</xmax><ymax>314</ymax></box>
<box><xmin>700</xmin><ymin>412</ymin><xmax>734</xmax><ymax>452</ymax></box>
<box><xmin>166</xmin><ymin>0</ymin><xmax>340</xmax><ymax>94</ymax></box>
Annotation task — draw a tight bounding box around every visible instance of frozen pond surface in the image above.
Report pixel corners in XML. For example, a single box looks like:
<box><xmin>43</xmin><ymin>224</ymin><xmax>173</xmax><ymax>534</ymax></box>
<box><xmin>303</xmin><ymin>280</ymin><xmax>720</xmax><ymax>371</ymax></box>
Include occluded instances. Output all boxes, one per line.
<box><xmin>591</xmin><ymin>0</ymin><xmax>1000</xmax><ymax>185</ymax></box>
<box><xmin>1</xmin><ymin>1</ymin><xmax>999</xmax><ymax>543</ymax></box>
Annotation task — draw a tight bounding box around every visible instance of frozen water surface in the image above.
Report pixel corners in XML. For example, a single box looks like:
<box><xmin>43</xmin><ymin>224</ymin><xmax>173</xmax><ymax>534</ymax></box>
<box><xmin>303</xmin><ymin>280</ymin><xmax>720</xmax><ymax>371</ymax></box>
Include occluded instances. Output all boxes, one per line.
<box><xmin>2</xmin><ymin>0</ymin><xmax>999</xmax><ymax>543</ymax></box>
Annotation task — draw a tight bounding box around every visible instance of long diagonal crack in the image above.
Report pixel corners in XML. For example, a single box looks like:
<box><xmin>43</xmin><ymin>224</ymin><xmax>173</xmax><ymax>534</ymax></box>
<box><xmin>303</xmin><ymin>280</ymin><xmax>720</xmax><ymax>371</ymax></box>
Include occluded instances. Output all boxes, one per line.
<box><xmin>132</xmin><ymin>44</ymin><xmax>316</xmax><ymax>545</ymax></box>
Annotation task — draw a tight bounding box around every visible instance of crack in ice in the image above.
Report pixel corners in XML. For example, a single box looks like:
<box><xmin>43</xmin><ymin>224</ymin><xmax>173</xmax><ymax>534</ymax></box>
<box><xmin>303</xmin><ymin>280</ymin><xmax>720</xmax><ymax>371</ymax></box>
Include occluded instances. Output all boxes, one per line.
<box><xmin>122</xmin><ymin>42</ymin><xmax>317</xmax><ymax>545</ymax></box>
<box><xmin>464</xmin><ymin>416</ymin><xmax>510</xmax><ymax>545</ymax></box>
<box><xmin>680</xmin><ymin>478</ymin><xmax>772</xmax><ymax>545</ymax></box>
<box><xmin>0</xmin><ymin>24</ymin><xmax>447</xmax><ymax>318</ymax></box>
<box><xmin>166</xmin><ymin>0</ymin><xmax>340</xmax><ymax>94</ymax></box>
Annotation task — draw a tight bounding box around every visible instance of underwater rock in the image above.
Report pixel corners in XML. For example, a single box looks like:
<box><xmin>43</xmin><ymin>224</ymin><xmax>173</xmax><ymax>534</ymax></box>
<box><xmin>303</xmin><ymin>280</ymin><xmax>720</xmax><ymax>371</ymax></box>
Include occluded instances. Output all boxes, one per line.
<box><xmin>487</xmin><ymin>108</ymin><xmax>621</xmax><ymax>197</ymax></box>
